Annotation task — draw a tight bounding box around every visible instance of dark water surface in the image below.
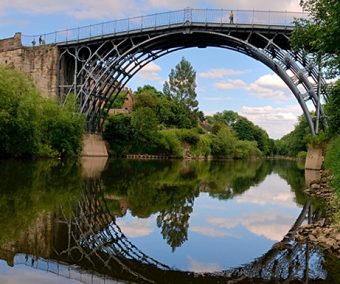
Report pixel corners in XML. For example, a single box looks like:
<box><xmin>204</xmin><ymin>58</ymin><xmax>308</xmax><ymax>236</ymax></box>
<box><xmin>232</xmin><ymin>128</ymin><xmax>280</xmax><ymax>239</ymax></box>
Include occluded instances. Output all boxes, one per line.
<box><xmin>0</xmin><ymin>158</ymin><xmax>339</xmax><ymax>283</ymax></box>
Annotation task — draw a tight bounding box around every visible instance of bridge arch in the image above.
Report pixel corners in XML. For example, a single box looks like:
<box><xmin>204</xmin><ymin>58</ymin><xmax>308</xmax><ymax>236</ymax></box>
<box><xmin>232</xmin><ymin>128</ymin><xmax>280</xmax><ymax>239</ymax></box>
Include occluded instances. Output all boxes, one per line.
<box><xmin>58</xmin><ymin>11</ymin><xmax>327</xmax><ymax>134</ymax></box>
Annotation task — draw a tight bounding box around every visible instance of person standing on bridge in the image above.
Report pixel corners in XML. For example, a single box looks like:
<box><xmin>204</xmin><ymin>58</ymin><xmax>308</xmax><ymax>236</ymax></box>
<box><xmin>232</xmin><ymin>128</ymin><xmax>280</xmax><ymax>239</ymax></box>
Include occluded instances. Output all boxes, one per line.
<box><xmin>229</xmin><ymin>10</ymin><xmax>234</xmax><ymax>24</ymax></box>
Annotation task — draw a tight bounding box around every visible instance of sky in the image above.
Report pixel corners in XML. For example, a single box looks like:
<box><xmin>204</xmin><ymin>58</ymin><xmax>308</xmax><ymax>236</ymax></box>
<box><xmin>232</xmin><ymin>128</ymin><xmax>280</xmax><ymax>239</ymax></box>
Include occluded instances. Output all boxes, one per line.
<box><xmin>0</xmin><ymin>0</ymin><xmax>306</xmax><ymax>139</ymax></box>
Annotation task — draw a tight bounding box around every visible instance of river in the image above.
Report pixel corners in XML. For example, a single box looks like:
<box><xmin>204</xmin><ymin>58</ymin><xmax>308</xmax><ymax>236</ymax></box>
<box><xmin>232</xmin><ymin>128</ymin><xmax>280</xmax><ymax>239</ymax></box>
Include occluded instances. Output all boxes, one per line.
<box><xmin>0</xmin><ymin>158</ymin><xmax>338</xmax><ymax>283</ymax></box>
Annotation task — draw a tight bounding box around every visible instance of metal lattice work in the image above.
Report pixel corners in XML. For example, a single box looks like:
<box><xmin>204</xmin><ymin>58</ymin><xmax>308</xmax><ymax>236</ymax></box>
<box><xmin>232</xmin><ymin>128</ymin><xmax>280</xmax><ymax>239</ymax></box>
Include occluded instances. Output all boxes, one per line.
<box><xmin>55</xmin><ymin>9</ymin><xmax>327</xmax><ymax>134</ymax></box>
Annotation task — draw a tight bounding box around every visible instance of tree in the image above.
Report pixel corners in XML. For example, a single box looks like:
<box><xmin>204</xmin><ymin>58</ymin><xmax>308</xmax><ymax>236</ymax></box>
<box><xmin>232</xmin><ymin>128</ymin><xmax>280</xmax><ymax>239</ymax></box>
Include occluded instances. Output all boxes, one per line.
<box><xmin>291</xmin><ymin>0</ymin><xmax>340</xmax><ymax>78</ymax></box>
<box><xmin>324</xmin><ymin>81</ymin><xmax>340</xmax><ymax>137</ymax></box>
<box><xmin>131</xmin><ymin>107</ymin><xmax>159</xmax><ymax>146</ymax></box>
<box><xmin>103</xmin><ymin>114</ymin><xmax>133</xmax><ymax>153</ymax></box>
<box><xmin>163</xmin><ymin>57</ymin><xmax>198</xmax><ymax>112</ymax></box>
<box><xmin>0</xmin><ymin>65</ymin><xmax>84</xmax><ymax>158</ymax></box>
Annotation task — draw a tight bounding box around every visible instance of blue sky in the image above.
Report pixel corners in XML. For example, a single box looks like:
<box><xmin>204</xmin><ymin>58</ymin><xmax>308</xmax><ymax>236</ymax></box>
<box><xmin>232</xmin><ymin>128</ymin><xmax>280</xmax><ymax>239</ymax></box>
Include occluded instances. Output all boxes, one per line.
<box><xmin>0</xmin><ymin>0</ymin><xmax>306</xmax><ymax>138</ymax></box>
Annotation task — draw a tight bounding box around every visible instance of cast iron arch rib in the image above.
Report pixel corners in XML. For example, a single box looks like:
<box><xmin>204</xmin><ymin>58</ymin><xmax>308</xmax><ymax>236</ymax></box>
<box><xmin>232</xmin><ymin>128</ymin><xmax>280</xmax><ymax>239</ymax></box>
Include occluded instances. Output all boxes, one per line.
<box><xmin>59</xmin><ymin>22</ymin><xmax>327</xmax><ymax>134</ymax></box>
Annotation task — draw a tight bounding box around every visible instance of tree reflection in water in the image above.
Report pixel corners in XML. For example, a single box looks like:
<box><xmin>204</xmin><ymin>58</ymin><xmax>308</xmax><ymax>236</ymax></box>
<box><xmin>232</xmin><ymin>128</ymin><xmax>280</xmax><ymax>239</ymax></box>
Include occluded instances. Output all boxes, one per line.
<box><xmin>0</xmin><ymin>159</ymin><xmax>338</xmax><ymax>283</ymax></box>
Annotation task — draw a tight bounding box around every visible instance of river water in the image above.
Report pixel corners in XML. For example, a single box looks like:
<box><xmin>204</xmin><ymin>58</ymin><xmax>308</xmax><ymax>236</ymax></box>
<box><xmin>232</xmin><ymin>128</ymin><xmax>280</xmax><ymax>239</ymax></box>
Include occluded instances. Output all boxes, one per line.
<box><xmin>0</xmin><ymin>158</ymin><xmax>338</xmax><ymax>283</ymax></box>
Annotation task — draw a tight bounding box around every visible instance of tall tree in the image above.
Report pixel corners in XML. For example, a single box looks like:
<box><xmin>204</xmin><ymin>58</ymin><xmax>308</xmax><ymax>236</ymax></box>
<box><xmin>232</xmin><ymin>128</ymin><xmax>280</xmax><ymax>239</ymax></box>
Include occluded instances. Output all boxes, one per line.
<box><xmin>291</xmin><ymin>0</ymin><xmax>340</xmax><ymax>78</ymax></box>
<box><xmin>163</xmin><ymin>57</ymin><xmax>198</xmax><ymax>111</ymax></box>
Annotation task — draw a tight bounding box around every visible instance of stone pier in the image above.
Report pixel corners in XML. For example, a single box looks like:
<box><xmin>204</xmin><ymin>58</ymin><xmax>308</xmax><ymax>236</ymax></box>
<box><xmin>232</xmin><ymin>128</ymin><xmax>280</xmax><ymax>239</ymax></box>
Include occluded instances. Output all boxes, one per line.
<box><xmin>81</xmin><ymin>134</ymin><xmax>109</xmax><ymax>157</ymax></box>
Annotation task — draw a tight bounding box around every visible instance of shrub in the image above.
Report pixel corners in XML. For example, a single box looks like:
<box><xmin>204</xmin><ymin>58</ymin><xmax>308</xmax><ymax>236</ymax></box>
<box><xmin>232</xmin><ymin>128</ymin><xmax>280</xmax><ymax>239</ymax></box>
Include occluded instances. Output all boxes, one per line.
<box><xmin>0</xmin><ymin>65</ymin><xmax>84</xmax><ymax>158</ymax></box>
<box><xmin>297</xmin><ymin>151</ymin><xmax>307</xmax><ymax>160</ymax></box>
<box><xmin>157</xmin><ymin>130</ymin><xmax>183</xmax><ymax>157</ymax></box>
<box><xmin>211</xmin><ymin>125</ymin><xmax>237</xmax><ymax>157</ymax></box>
<box><xmin>103</xmin><ymin>114</ymin><xmax>133</xmax><ymax>154</ymax></box>
<box><xmin>191</xmin><ymin>134</ymin><xmax>212</xmax><ymax>157</ymax></box>
<box><xmin>234</xmin><ymin>140</ymin><xmax>262</xmax><ymax>159</ymax></box>
<box><xmin>175</xmin><ymin>128</ymin><xmax>200</xmax><ymax>145</ymax></box>
<box><xmin>325</xmin><ymin>136</ymin><xmax>340</xmax><ymax>195</ymax></box>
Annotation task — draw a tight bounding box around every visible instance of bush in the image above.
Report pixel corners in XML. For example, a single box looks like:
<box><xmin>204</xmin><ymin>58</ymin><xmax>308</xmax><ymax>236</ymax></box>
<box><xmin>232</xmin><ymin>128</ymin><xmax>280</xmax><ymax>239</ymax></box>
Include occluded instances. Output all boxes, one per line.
<box><xmin>325</xmin><ymin>136</ymin><xmax>340</xmax><ymax>195</ymax></box>
<box><xmin>234</xmin><ymin>140</ymin><xmax>262</xmax><ymax>159</ymax></box>
<box><xmin>0</xmin><ymin>65</ymin><xmax>84</xmax><ymax>158</ymax></box>
<box><xmin>297</xmin><ymin>151</ymin><xmax>307</xmax><ymax>160</ymax></box>
<box><xmin>157</xmin><ymin>130</ymin><xmax>183</xmax><ymax>157</ymax></box>
<box><xmin>191</xmin><ymin>134</ymin><xmax>212</xmax><ymax>157</ymax></box>
<box><xmin>174</xmin><ymin>128</ymin><xmax>200</xmax><ymax>145</ymax></box>
<box><xmin>211</xmin><ymin>125</ymin><xmax>237</xmax><ymax>157</ymax></box>
<box><xmin>103</xmin><ymin>114</ymin><xmax>133</xmax><ymax>154</ymax></box>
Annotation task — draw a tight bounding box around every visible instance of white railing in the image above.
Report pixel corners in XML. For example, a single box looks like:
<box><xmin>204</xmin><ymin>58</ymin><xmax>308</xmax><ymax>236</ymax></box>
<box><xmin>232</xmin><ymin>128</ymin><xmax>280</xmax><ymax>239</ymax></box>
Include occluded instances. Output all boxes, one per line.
<box><xmin>21</xmin><ymin>8</ymin><xmax>308</xmax><ymax>46</ymax></box>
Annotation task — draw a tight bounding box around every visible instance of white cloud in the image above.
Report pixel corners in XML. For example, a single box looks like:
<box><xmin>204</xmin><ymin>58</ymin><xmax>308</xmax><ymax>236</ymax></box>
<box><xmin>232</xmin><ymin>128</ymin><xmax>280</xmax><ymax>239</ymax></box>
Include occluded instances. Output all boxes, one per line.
<box><xmin>247</xmin><ymin>74</ymin><xmax>291</xmax><ymax>101</ymax></box>
<box><xmin>0</xmin><ymin>0</ymin><xmax>303</xmax><ymax>21</ymax></box>
<box><xmin>199</xmin><ymin>68</ymin><xmax>246</xmax><ymax>79</ymax></box>
<box><xmin>137</xmin><ymin>62</ymin><xmax>162</xmax><ymax>81</ymax></box>
<box><xmin>187</xmin><ymin>257</ymin><xmax>222</xmax><ymax>273</ymax></box>
<box><xmin>190</xmin><ymin>226</ymin><xmax>238</xmax><ymax>237</ymax></box>
<box><xmin>215</xmin><ymin>74</ymin><xmax>292</xmax><ymax>101</ymax></box>
<box><xmin>116</xmin><ymin>218</ymin><xmax>153</xmax><ymax>238</ymax></box>
<box><xmin>240</xmin><ymin>105</ymin><xmax>301</xmax><ymax>138</ymax></box>
<box><xmin>215</xmin><ymin>79</ymin><xmax>247</xmax><ymax>90</ymax></box>
<box><xmin>208</xmin><ymin>211</ymin><xmax>296</xmax><ymax>242</ymax></box>
<box><xmin>235</xmin><ymin>173</ymin><xmax>298</xmax><ymax>208</ymax></box>
<box><xmin>209</xmin><ymin>0</ymin><xmax>302</xmax><ymax>12</ymax></box>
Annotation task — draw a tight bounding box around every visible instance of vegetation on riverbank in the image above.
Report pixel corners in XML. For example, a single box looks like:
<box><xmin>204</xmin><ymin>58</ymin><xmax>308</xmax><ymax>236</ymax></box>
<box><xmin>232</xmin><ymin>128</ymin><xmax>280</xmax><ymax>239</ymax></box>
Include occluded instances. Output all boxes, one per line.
<box><xmin>104</xmin><ymin>59</ymin><xmax>275</xmax><ymax>159</ymax></box>
<box><xmin>0</xmin><ymin>65</ymin><xmax>85</xmax><ymax>159</ymax></box>
<box><xmin>291</xmin><ymin>0</ymin><xmax>340</xmax><ymax>231</ymax></box>
<box><xmin>325</xmin><ymin>137</ymin><xmax>340</xmax><ymax>226</ymax></box>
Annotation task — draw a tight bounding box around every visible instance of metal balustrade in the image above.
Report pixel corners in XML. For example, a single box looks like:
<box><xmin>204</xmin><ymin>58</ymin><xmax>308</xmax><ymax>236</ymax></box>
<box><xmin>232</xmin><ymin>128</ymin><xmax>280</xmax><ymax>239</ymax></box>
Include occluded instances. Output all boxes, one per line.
<box><xmin>21</xmin><ymin>8</ymin><xmax>308</xmax><ymax>46</ymax></box>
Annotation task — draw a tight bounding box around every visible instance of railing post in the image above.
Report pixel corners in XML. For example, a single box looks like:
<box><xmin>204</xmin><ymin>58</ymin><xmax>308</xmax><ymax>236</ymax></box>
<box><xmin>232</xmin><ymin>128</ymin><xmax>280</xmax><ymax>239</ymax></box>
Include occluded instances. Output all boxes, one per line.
<box><xmin>101</xmin><ymin>23</ymin><xmax>104</xmax><ymax>38</ymax></box>
<box><xmin>89</xmin><ymin>25</ymin><xmax>92</xmax><ymax>38</ymax></box>
<box><xmin>252</xmin><ymin>9</ymin><xmax>254</xmax><ymax>25</ymax></box>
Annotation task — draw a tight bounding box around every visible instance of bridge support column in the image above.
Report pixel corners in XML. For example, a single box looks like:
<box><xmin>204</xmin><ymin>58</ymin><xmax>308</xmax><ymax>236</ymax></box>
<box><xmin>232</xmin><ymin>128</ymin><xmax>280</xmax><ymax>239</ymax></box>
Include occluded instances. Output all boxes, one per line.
<box><xmin>81</xmin><ymin>134</ymin><xmax>109</xmax><ymax>157</ymax></box>
<box><xmin>305</xmin><ymin>146</ymin><xmax>323</xmax><ymax>170</ymax></box>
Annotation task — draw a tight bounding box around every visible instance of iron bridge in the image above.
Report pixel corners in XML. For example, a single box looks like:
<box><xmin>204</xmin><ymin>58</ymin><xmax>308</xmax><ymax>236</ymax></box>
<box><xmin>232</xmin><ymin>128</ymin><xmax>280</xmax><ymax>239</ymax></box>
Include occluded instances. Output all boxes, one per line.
<box><xmin>24</xmin><ymin>8</ymin><xmax>327</xmax><ymax>134</ymax></box>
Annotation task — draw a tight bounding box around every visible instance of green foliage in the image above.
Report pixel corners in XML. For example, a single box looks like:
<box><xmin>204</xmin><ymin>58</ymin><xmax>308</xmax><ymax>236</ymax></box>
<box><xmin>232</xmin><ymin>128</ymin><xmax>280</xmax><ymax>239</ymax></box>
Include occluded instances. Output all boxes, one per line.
<box><xmin>157</xmin><ymin>130</ymin><xmax>183</xmax><ymax>157</ymax></box>
<box><xmin>275</xmin><ymin>115</ymin><xmax>310</xmax><ymax>156</ymax></box>
<box><xmin>191</xmin><ymin>134</ymin><xmax>212</xmax><ymax>157</ymax></box>
<box><xmin>163</xmin><ymin>58</ymin><xmax>199</xmax><ymax>129</ymax></box>
<box><xmin>234</xmin><ymin>140</ymin><xmax>262</xmax><ymax>159</ymax></box>
<box><xmin>291</xmin><ymin>0</ymin><xmax>340</xmax><ymax>77</ymax></box>
<box><xmin>211</xmin><ymin>125</ymin><xmax>237</xmax><ymax>157</ymax></box>
<box><xmin>40</xmin><ymin>95</ymin><xmax>85</xmax><ymax>158</ymax></box>
<box><xmin>208</xmin><ymin>110</ymin><xmax>273</xmax><ymax>155</ymax></box>
<box><xmin>103</xmin><ymin>114</ymin><xmax>133</xmax><ymax>154</ymax></box>
<box><xmin>297</xmin><ymin>151</ymin><xmax>307</xmax><ymax>160</ymax></box>
<box><xmin>0</xmin><ymin>65</ymin><xmax>84</xmax><ymax>158</ymax></box>
<box><xmin>324</xmin><ymin>80</ymin><xmax>340</xmax><ymax>137</ymax></box>
<box><xmin>131</xmin><ymin>107</ymin><xmax>159</xmax><ymax>145</ymax></box>
<box><xmin>111</xmin><ymin>89</ymin><xmax>129</xmax><ymax>108</ymax></box>
<box><xmin>163</xmin><ymin>57</ymin><xmax>198</xmax><ymax>111</ymax></box>
<box><xmin>325</xmin><ymin>136</ymin><xmax>340</xmax><ymax>195</ymax></box>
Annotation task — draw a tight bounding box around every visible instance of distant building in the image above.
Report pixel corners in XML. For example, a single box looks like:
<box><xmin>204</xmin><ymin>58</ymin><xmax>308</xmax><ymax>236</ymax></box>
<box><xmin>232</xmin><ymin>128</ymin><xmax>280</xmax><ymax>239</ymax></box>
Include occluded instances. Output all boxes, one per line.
<box><xmin>109</xmin><ymin>88</ymin><xmax>134</xmax><ymax>116</ymax></box>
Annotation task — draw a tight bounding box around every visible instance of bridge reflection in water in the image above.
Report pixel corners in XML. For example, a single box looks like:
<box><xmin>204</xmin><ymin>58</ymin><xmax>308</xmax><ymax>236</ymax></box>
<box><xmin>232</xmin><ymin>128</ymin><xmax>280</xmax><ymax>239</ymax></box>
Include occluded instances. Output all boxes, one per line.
<box><xmin>0</xmin><ymin>158</ymin><xmax>335</xmax><ymax>283</ymax></box>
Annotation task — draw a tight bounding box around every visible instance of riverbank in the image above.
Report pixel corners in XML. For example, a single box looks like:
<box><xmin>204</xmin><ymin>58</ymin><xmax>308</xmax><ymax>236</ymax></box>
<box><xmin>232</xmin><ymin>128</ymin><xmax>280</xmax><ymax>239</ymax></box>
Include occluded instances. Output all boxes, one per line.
<box><xmin>295</xmin><ymin>169</ymin><xmax>340</xmax><ymax>258</ymax></box>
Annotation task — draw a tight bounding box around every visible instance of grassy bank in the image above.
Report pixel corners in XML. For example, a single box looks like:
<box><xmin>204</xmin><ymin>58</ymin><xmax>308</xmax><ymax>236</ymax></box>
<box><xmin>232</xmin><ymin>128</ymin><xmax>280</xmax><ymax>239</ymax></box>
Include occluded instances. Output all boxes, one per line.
<box><xmin>324</xmin><ymin>136</ymin><xmax>340</xmax><ymax>226</ymax></box>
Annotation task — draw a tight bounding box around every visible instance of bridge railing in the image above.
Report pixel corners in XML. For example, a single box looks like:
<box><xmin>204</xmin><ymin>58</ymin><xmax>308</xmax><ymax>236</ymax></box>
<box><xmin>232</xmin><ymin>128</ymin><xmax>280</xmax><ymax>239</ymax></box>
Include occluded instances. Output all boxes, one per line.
<box><xmin>21</xmin><ymin>8</ymin><xmax>308</xmax><ymax>46</ymax></box>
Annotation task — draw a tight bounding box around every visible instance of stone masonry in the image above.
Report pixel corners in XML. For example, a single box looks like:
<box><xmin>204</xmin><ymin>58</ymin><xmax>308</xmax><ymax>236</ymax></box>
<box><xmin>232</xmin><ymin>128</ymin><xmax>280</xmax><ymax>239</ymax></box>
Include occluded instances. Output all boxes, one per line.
<box><xmin>0</xmin><ymin>33</ymin><xmax>59</xmax><ymax>98</ymax></box>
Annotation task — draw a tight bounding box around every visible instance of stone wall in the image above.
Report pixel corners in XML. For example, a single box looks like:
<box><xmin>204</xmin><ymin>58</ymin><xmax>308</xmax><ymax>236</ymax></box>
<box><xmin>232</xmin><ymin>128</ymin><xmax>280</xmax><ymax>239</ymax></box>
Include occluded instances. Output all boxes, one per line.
<box><xmin>0</xmin><ymin>33</ymin><xmax>59</xmax><ymax>98</ymax></box>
